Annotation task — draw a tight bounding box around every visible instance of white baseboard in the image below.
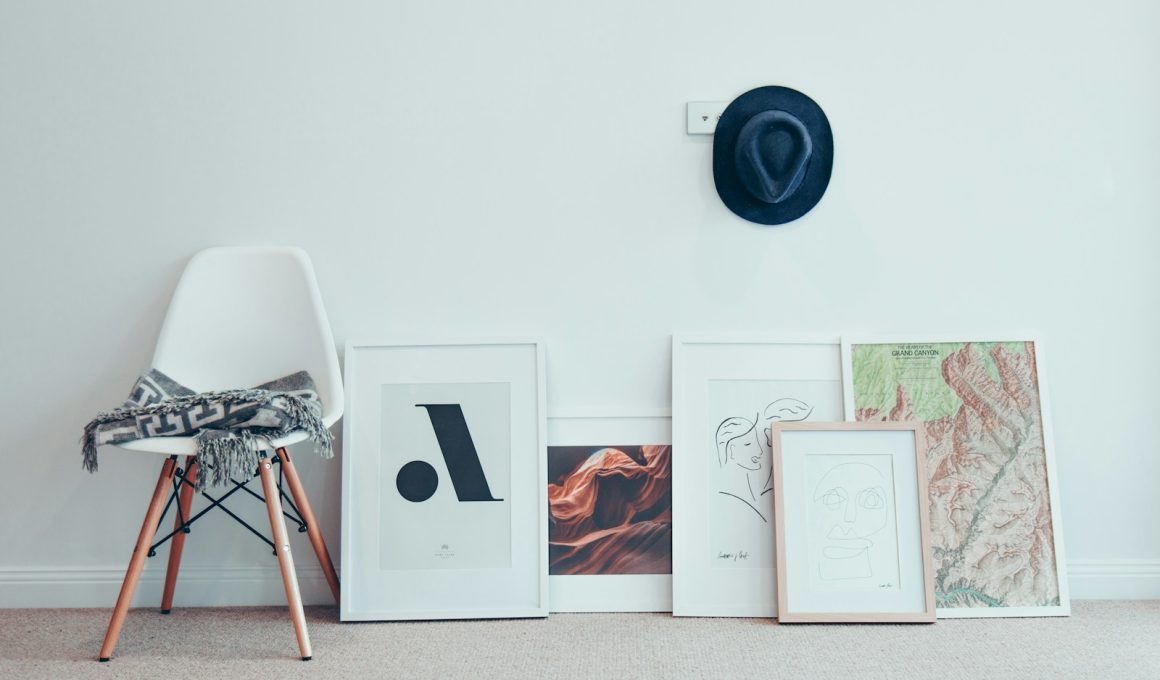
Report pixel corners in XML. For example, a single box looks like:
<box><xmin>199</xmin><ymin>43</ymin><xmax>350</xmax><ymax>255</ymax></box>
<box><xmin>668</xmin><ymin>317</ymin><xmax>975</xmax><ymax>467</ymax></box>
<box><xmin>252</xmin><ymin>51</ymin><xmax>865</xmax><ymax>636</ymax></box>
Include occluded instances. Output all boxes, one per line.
<box><xmin>1</xmin><ymin>560</ymin><xmax>1157</xmax><ymax>608</ymax></box>
<box><xmin>0</xmin><ymin>564</ymin><xmax>336</xmax><ymax>609</ymax></box>
<box><xmin>1067</xmin><ymin>560</ymin><xmax>1160</xmax><ymax>600</ymax></box>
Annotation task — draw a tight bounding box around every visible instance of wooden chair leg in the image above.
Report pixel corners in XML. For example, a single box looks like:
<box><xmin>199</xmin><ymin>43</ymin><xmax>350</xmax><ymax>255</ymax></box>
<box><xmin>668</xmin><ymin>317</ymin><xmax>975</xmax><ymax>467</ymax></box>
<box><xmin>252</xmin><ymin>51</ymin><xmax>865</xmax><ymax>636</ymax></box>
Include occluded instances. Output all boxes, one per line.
<box><xmin>98</xmin><ymin>457</ymin><xmax>178</xmax><ymax>662</ymax></box>
<box><xmin>277</xmin><ymin>447</ymin><xmax>340</xmax><ymax>604</ymax></box>
<box><xmin>160</xmin><ymin>456</ymin><xmax>198</xmax><ymax>613</ymax></box>
<box><xmin>258</xmin><ymin>456</ymin><xmax>313</xmax><ymax>661</ymax></box>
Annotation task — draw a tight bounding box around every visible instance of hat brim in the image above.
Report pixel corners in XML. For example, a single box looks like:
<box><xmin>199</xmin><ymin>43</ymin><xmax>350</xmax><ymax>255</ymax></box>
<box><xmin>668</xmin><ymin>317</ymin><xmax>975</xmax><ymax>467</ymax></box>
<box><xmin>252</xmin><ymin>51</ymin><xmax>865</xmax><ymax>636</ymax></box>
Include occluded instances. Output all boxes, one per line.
<box><xmin>713</xmin><ymin>86</ymin><xmax>834</xmax><ymax>226</ymax></box>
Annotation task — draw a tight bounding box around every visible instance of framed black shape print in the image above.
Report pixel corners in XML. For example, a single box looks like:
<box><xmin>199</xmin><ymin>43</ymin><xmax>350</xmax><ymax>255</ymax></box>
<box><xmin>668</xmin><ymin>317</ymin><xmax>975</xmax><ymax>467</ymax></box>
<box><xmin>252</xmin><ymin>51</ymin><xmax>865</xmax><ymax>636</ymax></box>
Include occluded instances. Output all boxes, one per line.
<box><xmin>341</xmin><ymin>339</ymin><xmax>547</xmax><ymax>620</ymax></box>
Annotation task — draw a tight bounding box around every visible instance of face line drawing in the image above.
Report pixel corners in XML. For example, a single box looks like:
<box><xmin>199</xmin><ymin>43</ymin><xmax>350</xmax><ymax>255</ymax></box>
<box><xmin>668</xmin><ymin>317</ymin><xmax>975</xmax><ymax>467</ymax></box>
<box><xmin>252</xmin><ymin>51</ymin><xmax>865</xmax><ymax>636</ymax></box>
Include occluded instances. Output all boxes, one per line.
<box><xmin>714</xmin><ymin>397</ymin><xmax>815</xmax><ymax>524</ymax></box>
<box><xmin>811</xmin><ymin>461</ymin><xmax>890</xmax><ymax>581</ymax></box>
<box><xmin>715</xmin><ymin>414</ymin><xmax>766</xmax><ymax>521</ymax></box>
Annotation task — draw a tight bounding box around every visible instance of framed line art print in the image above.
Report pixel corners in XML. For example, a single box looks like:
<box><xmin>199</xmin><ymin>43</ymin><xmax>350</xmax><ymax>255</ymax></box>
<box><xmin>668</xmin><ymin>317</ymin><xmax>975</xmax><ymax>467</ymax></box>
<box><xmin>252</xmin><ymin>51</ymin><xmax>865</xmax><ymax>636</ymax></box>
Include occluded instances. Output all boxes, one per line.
<box><xmin>772</xmin><ymin>422</ymin><xmax>935</xmax><ymax>623</ymax></box>
<box><xmin>842</xmin><ymin>336</ymin><xmax>1069</xmax><ymax>618</ymax></box>
<box><xmin>671</xmin><ymin>334</ymin><xmax>845</xmax><ymax>617</ymax></box>
<box><xmin>340</xmin><ymin>339</ymin><xmax>548</xmax><ymax>621</ymax></box>
<box><xmin>547</xmin><ymin>411</ymin><xmax>672</xmax><ymax>612</ymax></box>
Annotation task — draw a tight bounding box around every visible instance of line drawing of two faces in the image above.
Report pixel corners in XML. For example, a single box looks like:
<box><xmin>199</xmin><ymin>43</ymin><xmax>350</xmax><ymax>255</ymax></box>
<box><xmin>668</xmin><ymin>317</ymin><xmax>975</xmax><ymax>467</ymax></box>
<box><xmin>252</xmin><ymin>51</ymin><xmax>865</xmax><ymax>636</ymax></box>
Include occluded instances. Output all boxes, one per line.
<box><xmin>714</xmin><ymin>398</ymin><xmax>813</xmax><ymax>522</ymax></box>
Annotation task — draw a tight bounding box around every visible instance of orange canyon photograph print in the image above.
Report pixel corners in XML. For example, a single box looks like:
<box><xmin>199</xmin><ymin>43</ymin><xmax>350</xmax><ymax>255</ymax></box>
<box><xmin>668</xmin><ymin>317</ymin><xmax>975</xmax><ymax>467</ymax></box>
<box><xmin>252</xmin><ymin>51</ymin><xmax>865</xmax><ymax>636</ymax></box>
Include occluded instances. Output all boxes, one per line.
<box><xmin>547</xmin><ymin>445</ymin><xmax>672</xmax><ymax>575</ymax></box>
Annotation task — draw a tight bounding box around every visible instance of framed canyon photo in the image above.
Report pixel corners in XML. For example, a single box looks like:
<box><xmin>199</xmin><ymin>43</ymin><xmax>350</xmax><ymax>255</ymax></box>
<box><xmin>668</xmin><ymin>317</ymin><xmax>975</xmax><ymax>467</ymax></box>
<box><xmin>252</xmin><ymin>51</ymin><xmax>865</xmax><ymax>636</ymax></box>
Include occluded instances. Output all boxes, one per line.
<box><xmin>842</xmin><ymin>336</ymin><xmax>1069</xmax><ymax>618</ymax></box>
<box><xmin>340</xmin><ymin>339</ymin><xmax>548</xmax><ymax>621</ymax></box>
<box><xmin>772</xmin><ymin>422</ymin><xmax>936</xmax><ymax>623</ymax></box>
<box><xmin>547</xmin><ymin>412</ymin><xmax>672</xmax><ymax>612</ymax></box>
<box><xmin>671</xmin><ymin>334</ymin><xmax>845</xmax><ymax>617</ymax></box>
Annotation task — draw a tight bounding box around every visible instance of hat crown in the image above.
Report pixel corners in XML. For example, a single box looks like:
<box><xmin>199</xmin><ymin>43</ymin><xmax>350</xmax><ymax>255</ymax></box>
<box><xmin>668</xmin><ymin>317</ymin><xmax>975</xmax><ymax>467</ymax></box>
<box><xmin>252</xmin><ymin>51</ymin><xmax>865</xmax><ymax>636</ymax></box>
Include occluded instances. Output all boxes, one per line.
<box><xmin>733</xmin><ymin>110</ymin><xmax>813</xmax><ymax>205</ymax></box>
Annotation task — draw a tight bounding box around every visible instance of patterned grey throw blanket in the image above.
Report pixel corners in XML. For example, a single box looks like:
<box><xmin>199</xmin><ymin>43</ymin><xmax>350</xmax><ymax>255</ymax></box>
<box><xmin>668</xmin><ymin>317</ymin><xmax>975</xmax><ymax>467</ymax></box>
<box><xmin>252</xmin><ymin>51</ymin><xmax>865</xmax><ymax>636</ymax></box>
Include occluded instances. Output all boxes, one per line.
<box><xmin>82</xmin><ymin>369</ymin><xmax>333</xmax><ymax>490</ymax></box>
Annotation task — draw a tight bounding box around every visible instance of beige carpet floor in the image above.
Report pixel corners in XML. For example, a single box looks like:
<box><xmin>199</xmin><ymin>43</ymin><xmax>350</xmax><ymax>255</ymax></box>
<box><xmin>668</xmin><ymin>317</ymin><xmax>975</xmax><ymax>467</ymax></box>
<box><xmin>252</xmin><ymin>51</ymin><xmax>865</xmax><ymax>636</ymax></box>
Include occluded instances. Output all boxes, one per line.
<box><xmin>1</xmin><ymin>601</ymin><xmax>1156</xmax><ymax>679</ymax></box>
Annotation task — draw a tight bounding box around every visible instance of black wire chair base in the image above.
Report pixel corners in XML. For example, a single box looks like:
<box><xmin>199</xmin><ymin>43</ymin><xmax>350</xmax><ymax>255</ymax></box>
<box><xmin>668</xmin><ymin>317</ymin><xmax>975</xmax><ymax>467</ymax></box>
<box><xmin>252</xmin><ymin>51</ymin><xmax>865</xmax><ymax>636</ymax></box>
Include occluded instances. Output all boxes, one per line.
<box><xmin>147</xmin><ymin>452</ymin><xmax>308</xmax><ymax>558</ymax></box>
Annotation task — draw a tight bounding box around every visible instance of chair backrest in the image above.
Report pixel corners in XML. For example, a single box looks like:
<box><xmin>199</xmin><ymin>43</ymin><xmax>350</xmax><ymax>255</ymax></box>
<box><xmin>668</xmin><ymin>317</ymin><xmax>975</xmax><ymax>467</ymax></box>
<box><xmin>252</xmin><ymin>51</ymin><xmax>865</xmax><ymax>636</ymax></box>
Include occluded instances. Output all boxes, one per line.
<box><xmin>151</xmin><ymin>246</ymin><xmax>344</xmax><ymax>427</ymax></box>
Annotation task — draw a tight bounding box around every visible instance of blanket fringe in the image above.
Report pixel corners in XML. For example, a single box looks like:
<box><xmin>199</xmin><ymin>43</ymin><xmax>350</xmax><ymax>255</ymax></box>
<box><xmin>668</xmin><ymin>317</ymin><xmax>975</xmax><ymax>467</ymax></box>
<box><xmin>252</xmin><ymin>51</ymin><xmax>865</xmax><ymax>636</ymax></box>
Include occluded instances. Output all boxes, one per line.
<box><xmin>278</xmin><ymin>394</ymin><xmax>335</xmax><ymax>459</ymax></box>
<box><xmin>81</xmin><ymin>420</ymin><xmax>100</xmax><ymax>474</ymax></box>
<box><xmin>197</xmin><ymin>430</ymin><xmax>264</xmax><ymax>490</ymax></box>
<box><xmin>81</xmin><ymin>388</ymin><xmax>333</xmax><ymax>490</ymax></box>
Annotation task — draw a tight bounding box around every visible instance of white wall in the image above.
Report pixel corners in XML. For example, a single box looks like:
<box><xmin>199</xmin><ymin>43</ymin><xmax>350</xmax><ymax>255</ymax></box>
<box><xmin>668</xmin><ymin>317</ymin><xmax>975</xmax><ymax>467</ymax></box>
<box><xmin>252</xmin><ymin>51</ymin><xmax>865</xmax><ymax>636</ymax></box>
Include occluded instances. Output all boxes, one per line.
<box><xmin>1</xmin><ymin>0</ymin><xmax>1157</xmax><ymax>607</ymax></box>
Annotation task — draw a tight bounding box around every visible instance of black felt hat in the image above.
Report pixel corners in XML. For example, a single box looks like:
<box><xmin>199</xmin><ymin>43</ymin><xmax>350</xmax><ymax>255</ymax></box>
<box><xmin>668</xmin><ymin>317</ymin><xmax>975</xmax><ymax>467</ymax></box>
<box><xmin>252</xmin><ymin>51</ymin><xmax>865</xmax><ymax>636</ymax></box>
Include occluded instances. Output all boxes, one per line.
<box><xmin>713</xmin><ymin>86</ymin><xmax>834</xmax><ymax>225</ymax></box>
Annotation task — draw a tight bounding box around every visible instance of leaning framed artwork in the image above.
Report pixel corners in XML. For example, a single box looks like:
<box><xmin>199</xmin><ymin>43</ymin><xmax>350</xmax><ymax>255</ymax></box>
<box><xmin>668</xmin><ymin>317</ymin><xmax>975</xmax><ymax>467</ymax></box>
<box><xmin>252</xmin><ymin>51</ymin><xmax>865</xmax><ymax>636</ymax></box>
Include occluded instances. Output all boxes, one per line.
<box><xmin>772</xmin><ymin>422</ymin><xmax>936</xmax><ymax>623</ymax></box>
<box><xmin>671</xmin><ymin>334</ymin><xmax>845</xmax><ymax>617</ymax></box>
<box><xmin>842</xmin><ymin>335</ymin><xmax>1069</xmax><ymax>618</ymax></box>
<box><xmin>340</xmin><ymin>339</ymin><xmax>548</xmax><ymax>621</ymax></box>
<box><xmin>547</xmin><ymin>411</ymin><xmax>672</xmax><ymax>612</ymax></box>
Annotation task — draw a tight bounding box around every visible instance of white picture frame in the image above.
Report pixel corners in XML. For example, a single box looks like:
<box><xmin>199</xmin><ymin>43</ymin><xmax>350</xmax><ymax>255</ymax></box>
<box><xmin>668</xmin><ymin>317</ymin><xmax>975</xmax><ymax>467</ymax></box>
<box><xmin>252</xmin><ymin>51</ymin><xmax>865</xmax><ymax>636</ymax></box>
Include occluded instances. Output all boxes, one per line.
<box><xmin>547</xmin><ymin>410</ymin><xmax>673</xmax><ymax>613</ymax></box>
<box><xmin>340</xmin><ymin>338</ymin><xmax>548</xmax><ymax>621</ymax></box>
<box><xmin>841</xmin><ymin>334</ymin><xmax>1069</xmax><ymax>618</ymax></box>
<box><xmin>772</xmin><ymin>422</ymin><xmax>936</xmax><ymax>623</ymax></box>
<box><xmin>671</xmin><ymin>333</ymin><xmax>845</xmax><ymax>617</ymax></box>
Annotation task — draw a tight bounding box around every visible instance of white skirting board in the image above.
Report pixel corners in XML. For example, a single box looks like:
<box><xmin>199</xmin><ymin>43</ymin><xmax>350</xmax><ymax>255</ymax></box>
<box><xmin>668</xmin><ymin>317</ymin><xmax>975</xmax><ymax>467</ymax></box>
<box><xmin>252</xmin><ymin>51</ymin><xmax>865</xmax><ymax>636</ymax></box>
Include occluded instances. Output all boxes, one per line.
<box><xmin>0</xmin><ymin>565</ymin><xmax>335</xmax><ymax>609</ymax></box>
<box><xmin>1066</xmin><ymin>560</ymin><xmax>1160</xmax><ymax>601</ymax></box>
<box><xmin>0</xmin><ymin>560</ymin><xmax>1157</xmax><ymax>608</ymax></box>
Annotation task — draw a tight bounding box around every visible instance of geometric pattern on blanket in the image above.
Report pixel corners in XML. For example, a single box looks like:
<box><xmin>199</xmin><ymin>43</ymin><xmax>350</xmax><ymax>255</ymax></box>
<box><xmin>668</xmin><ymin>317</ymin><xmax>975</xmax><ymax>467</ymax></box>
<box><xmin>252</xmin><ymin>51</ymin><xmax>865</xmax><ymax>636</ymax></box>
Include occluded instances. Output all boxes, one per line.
<box><xmin>82</xmin><ymin>369</ymin><xmax>333</xmax><ymax>490</ymax></box>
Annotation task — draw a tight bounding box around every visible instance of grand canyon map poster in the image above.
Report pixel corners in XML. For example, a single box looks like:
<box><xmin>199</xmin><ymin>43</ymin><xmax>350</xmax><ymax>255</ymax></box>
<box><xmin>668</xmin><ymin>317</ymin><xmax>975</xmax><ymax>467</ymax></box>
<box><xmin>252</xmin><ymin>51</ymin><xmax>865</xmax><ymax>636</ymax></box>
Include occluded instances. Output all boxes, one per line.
<box><xmin>843</xmin><ymin>338</ymin><xmax>1068</xmax><ymax>617</ymax></box>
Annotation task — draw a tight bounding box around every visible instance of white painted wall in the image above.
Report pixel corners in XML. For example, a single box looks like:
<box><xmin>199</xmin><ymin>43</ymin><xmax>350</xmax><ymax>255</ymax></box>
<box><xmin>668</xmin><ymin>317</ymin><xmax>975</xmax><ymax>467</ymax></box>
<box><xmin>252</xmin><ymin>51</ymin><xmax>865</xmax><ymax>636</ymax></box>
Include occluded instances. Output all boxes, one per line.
<box><xmin>1</xmin><ymin>1</ymin><xmax>1157</xmax><ymax>607</ymax></box>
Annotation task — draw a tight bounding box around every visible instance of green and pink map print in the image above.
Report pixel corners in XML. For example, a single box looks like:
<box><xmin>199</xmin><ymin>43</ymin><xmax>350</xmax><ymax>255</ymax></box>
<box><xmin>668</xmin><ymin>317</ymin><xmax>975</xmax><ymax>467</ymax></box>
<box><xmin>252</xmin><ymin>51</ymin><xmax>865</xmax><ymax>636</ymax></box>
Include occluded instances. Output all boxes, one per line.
<box><xmin>849</xmin><ymin>341</ymin><xmax>1062</xmax><ymax>612</ymax></box>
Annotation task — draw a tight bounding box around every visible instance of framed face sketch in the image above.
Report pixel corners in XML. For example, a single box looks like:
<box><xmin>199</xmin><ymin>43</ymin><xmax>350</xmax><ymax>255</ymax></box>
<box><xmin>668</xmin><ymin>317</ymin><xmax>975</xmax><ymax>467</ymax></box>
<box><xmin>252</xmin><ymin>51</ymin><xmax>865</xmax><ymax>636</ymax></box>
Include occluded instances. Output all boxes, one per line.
<box><xmin>671</xmin><ymin>334</ymin><xmax>844</xmax><ymax>617</ymax></box>
<box><xmin>772</xmin><ymin>422</ymin><xmax>936</xmax><ymax>623</ymax></box>
<box><xmin>547</xmin><ymin>411</ymin><xmax>672</xmax><ymax>612</ymax></box>
<box><xmin>340</xmin><ymin>339</ymin><xmax>547</xmax><ymax>621</ymax></box>
<box><xmin>842</xmin><ymin>335</ymin><xmax>1069</xmax><ymax>618</ymax></box>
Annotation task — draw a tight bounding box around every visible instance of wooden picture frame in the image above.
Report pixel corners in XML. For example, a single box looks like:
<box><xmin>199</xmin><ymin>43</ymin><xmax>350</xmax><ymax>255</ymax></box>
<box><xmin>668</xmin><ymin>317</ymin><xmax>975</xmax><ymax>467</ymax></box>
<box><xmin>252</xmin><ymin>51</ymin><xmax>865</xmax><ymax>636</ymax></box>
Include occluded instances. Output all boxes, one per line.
<box><xmin>340</xmin><ymin>338</ymin><xmax>548</xmax><ymax>621</ymax></box>
<box><xmin>842</xmin><ymin>335</ymin><xmax>1069</xmax><ymax>618</ymax></box>
<box><xmin>671</xmin><ymin>333</ymin><xmax>845</xmax><ymax>617</ymax></box>
<box><xmin>546</xmin><ymin>410</ymin><xmax>672</xmax><ymax>612</ymax></box>
<box><xmin>772</xmin><ymin>422</ymin><xmax>935</xmax><ymax>623</ymax></box>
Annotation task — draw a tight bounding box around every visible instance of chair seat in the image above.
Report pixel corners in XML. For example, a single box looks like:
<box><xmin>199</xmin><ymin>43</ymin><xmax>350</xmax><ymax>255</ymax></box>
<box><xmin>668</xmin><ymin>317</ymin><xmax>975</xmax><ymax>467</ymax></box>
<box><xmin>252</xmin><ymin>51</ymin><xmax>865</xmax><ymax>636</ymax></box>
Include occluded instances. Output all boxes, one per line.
<box><xmin>114</xmin><ymin>430</ymin><xmax>312</xmax><ymax>456</ymax></box>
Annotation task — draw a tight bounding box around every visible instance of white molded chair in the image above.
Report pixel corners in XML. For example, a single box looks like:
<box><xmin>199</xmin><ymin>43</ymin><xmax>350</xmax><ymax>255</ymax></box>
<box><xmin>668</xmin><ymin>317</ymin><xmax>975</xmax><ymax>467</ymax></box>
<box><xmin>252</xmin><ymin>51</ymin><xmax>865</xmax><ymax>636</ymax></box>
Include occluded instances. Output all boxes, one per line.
<box><xmin>98</xmin><ymin>246</ymin><xmax>343</xmax><ymax>662</ymax></box>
